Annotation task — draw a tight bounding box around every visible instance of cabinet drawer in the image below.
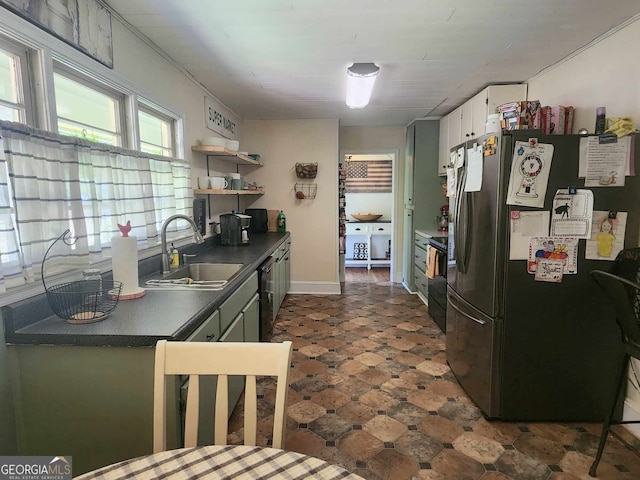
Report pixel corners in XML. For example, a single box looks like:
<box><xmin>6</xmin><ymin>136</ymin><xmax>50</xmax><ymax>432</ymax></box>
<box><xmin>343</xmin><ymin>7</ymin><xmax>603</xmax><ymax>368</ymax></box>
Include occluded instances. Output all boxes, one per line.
<box><xmin>371</xmin><ymin>224</ymin><xmax>391</xmax><ymax>235</ymax></box>
<box><xmin>186</xmin><ymin>310</ymin><xmax>220</xmax><ymax>342</ymax></box>
<box><xmin>414</xmin><ymin>247</ymin><xmax>427</xmax><ymax>272</ymax></box>
<box><xmin>219</xmin><ymin>271</ymin><xmax>258</xmax><ymax>333</ymax></box>
<box><xmin>414</xmin><ymin>233</ymin><xmax>430</xmax><ymax>250</ymax></box>
<box><xmin>414</xmin><ymin>269</ymin><xmax>428</xmax><ymax>298</ymax></box>
<box><xmin>346</xmin><ymin>223</ymin><xmax>369</xmax><ymax>235</ymax></box>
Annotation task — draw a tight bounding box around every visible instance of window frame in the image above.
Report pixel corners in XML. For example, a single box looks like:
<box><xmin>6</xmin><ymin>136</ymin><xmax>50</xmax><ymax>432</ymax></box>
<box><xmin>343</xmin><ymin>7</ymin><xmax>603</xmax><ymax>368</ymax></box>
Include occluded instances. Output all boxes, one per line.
<box><xmin>52</xmin><ymin>63</ymin><xmax>127</xmax><ymax>147</ymax></box>
<box><xmin>0</xmin><ymin>35</ymin><xmax>35</xmax><ymax>125</ymax></box>
<box><xmin>137</xmin><ymin>101</ymin><xmax>177</xmax><ymax>157</ymax></box>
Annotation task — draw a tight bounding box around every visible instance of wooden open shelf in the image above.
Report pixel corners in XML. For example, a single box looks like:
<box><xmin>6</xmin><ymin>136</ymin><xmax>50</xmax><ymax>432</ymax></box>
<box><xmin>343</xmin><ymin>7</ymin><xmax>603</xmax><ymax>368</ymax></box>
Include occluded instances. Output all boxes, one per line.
<box><xmin>194</xmin><ymin>189</ymin><xmax>265</xmax><ymax>195</ymax></box>
<box><xmin>191</xmin><ymin>146</ymin><xmax>262</xmax><ymax>166</ymax></box>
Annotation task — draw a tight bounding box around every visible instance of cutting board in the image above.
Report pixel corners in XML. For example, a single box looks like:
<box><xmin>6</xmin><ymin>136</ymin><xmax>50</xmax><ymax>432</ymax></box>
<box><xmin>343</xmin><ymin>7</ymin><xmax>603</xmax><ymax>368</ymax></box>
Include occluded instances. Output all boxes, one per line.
<box><xmin>267</xmin><ymin>210</ymin><xmax>279</xmax><ymax>232</ymax></box>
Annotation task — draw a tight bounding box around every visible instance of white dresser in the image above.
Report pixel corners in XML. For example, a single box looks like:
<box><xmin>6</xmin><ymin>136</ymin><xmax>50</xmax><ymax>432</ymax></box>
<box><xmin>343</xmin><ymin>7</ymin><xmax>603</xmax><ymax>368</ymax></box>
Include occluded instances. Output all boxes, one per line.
<box><xmin>345</xmin><ymin>222</ymin><xmax>392</xmax><ymax>269</ymax></box>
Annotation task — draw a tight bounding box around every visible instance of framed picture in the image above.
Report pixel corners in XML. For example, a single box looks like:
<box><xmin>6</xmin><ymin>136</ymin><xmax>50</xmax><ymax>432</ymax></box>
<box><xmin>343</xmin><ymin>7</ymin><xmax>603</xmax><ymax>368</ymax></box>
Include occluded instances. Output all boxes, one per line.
<box><xmin>0</xmin><ymin>0</ymin><xmax>113</xmax><ymax>68</ymax></box>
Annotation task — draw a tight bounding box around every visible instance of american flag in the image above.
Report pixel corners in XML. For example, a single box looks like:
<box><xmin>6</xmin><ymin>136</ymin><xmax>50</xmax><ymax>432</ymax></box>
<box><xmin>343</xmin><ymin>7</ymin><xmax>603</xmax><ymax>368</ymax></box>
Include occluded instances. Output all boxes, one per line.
<box><xmin>345</xmin><ymin>160</ymin><xmax>392</xmax><ymax>193</ymax></box>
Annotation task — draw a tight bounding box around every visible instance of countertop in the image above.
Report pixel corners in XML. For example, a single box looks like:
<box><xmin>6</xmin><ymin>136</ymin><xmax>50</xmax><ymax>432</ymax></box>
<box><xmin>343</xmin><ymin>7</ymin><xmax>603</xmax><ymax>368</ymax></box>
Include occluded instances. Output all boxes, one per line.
<box><xmin>415</xmin><ymin>229</ymin><xmax>449</xmax><ymax>250</ymax></box>
<box><xmin>3</xmin><ymin>233</ymin><xmax>289</xmax><ymax>347</ymax></box>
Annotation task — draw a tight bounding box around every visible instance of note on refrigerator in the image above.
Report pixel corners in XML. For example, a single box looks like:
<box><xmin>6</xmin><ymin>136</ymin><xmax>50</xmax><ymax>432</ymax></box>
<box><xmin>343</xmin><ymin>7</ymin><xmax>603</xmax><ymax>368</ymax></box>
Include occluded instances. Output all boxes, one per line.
<box><xmin>585</xmin><ymin>211</ymin><xmax>628</xmax><ymax>261</ymax></box>
<box><xmin>464</xmin><ymin>145</ymin><xmax>483</xmax><ymax>192</ymax></box>
<box><xmin>578</xmin><ymin>135</ymin><xmax>631</xmax><ymax>186</ymax></box>
<box><xmin>509</xmin><ymin>211</ymin><xmax>550</xmax><ymax>260</ymax></box>
<box><xmin>506</xmin><ymin>141</ymin><xmax>554</xmax><ymax>208</ymax></box>
<box><xmin>550</xmin><ymin>189</ymin><xmax>593</xmax><ymax>238</ymax></box>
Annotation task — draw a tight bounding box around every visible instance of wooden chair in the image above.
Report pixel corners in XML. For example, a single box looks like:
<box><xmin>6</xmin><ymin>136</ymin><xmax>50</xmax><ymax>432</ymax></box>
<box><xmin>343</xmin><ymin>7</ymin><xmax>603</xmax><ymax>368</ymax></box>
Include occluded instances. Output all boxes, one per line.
<box><xmin>588</xmin><ymin>270</ymin><xmax>640</xmax><ymax>477</ymax></box>
<box><xmin>153</xmin><ymin>340</ymin><xmax>293</xmax><ymax>453</ymax></box>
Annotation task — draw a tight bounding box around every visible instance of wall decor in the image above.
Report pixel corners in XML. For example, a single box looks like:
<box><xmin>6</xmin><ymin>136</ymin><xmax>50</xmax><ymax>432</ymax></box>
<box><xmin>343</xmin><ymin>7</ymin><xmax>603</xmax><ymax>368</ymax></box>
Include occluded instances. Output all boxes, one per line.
<box><xmin>345</xmin><ymin>159</ymin><xmax>392</xmax><ymax>193</ymax></box>
<box><xmin>0</xmin><ymin>0</ymin><xmax>113</xmax><ymax>68</ymax></box>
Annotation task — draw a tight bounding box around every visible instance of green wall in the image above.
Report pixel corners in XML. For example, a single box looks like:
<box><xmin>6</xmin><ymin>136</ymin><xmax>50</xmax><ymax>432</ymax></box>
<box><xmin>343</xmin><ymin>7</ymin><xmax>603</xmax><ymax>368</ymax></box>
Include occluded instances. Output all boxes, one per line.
<box><xmin>0</xmin><ymin>312</ymin><xmax>17</xmax><ymax>454</ymax></box>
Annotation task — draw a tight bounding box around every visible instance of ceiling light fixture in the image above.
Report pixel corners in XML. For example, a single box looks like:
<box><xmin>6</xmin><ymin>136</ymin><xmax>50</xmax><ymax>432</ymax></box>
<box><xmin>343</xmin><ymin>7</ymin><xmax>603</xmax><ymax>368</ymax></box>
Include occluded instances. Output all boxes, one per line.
<box><xmin>346</xmin><ymin>63</ymin><xmax>379</xmax><ymax>109</ymax></box>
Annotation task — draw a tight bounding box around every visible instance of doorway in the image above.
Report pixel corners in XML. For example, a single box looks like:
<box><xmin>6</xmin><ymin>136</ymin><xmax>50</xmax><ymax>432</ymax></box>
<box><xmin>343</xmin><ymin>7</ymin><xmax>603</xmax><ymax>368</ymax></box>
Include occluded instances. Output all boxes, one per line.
<box><xmin>339</xmin><ymin>149</ymin><xmax>398</xmax><ymax>286</ymax></box>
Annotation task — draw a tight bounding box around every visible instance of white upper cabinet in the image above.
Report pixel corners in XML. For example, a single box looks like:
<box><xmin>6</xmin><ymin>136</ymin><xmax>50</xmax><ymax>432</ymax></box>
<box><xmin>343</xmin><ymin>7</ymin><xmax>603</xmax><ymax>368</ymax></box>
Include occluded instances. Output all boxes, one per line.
<box><xmin>438</xmin><ymin>84</ymin><xmax>528</xmax><ymax>176</ymax></box>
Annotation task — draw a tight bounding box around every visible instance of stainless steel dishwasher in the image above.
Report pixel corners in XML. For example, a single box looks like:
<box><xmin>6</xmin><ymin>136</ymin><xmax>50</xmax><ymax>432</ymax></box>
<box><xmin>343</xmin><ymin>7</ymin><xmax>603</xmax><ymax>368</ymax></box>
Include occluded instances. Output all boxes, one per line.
<box><xmin>258</xmin><ymin>255</ymin><xmax>274</xmax><ymax>341</ymax></box>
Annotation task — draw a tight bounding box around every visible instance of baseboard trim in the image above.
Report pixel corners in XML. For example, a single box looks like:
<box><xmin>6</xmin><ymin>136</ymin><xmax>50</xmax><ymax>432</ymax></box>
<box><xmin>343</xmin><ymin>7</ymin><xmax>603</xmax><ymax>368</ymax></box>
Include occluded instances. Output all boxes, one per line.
<box><xmin>623</xmin><ymin>398</ymin><xmax>640</xmax><ymax>439</ymax></box>
<box><xmin>288</xmin><ymin>281</ymin><xmax>341</xmax><ymax>295</ymax></box>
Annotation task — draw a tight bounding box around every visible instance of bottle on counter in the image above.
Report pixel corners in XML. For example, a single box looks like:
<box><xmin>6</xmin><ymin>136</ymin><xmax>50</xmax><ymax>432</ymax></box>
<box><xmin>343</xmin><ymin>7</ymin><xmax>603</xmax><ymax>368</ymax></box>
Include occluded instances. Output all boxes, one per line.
<box><xmin>595</xmin><ymin>106</ymin><xmax>606</xmax><ymax>134</ymax></box>
<box><xmin>277</xmin><ymin>210</ymin><xmax>286</xmax><ymax>233</ymax></box>
<box><xmin>170</xmin><ymin>243</ymin><xmax>179</xmax><ymax>269</ymax></box>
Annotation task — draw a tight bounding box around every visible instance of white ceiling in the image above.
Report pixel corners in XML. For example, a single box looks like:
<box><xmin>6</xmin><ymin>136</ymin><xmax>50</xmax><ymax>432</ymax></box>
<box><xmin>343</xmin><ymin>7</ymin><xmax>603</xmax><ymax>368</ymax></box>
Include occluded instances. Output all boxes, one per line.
<box><xmin>104</xmin><ymin>0</ymin><xmax>640</xmax><ymax>127</ymax></box>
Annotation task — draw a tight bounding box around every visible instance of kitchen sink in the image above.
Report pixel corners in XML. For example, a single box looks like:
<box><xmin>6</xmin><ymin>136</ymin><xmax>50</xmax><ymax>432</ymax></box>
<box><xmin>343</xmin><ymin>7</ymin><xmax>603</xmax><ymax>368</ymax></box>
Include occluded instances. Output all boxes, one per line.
<box><xmin>145</xmin><ymin>263</ymin><xmax>245</xmax><ymax>290</ymax></box>
<box><xmin>165</xmin><ymin>263</ymin><xmax>244</xmax><ymax>282</ymax></box>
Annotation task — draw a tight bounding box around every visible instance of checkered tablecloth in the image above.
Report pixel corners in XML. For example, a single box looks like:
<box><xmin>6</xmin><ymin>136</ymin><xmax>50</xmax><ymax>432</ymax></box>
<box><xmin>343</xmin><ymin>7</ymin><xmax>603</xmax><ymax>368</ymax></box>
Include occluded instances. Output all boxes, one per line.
<box><xmin>75</xmin><ymin>445</ymin><xmax>363</xmax><ymax>479</ymax></box>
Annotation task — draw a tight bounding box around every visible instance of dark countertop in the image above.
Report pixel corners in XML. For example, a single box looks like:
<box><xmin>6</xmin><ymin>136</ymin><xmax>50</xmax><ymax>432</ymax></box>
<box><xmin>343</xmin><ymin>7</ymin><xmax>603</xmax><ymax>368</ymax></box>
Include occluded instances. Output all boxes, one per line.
<box><xmin>3</xmin><ymin>233</ymin><xmax>289</xmax><ymax>347</ymax></box>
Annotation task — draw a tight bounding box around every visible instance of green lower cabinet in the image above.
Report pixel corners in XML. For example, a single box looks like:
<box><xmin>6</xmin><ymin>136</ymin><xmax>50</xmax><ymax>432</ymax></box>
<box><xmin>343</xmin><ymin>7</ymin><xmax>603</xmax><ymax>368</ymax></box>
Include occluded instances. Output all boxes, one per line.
<box><xmin>243</xmin><ymin>293</ymin><xmax>259</xmax><ymax>342</ymax></box>
<box><xmin>10</xmin><ymin>271</ymin><xmax>260</xmax><ymax>475</ymax></box>
<box><xmin>9</xmin><ymin>345</ymin><xmax>179</xmax><ymax>476</ymax></box>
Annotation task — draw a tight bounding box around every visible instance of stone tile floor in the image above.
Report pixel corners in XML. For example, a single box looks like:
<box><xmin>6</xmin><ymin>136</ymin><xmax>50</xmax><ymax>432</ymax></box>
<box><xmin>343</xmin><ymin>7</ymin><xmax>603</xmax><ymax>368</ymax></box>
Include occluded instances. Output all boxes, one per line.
<box><xmin>228</xmin><ymin>281</ymin><xmax>640</xmax><ymax>480</ymax></box>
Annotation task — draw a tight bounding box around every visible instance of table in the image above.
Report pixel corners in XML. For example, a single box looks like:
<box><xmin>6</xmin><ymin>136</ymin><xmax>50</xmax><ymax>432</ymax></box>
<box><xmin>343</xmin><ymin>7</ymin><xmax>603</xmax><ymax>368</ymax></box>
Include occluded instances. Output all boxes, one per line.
<box><xmin>75</xmin><ymin>445</ymin><xmax>364</xmax><ymax>479</ymax></box>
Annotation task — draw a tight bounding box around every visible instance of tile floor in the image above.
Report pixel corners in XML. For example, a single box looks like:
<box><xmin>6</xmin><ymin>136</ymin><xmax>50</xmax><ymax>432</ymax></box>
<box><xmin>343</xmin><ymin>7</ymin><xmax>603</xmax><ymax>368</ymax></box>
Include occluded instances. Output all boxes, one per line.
<box><xmin>228</xmin><ymin>279</ymin><xmax>640</xmax><ymax>480</ymax></box>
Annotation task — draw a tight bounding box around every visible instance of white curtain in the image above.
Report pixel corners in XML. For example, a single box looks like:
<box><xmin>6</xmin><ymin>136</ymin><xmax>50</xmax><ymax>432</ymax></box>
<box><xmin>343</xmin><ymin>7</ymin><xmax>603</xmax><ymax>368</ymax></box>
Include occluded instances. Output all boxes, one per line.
<box><xmin>0</xmin><ymin>120</ymin><xmax>191</xmax><ymax>293</ymax></box>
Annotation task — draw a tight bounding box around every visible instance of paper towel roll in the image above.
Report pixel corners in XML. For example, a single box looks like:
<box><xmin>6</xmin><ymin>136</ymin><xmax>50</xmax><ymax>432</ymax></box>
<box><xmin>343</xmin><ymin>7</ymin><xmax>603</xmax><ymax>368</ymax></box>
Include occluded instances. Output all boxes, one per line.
<box><xmin>112</xmin><ymin>236</ymin><xmax>144</xmax><ymax>298</ymax></box>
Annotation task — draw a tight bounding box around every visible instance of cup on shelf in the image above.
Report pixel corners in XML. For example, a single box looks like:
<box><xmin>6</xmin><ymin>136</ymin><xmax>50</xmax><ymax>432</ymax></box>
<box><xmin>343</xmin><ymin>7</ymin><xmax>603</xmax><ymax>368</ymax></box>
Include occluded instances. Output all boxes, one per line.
<box><xmin>224</xmin><ymin>176</ymin><xmax>233</xmax><ymax>189</ymax></box>
<box><xmin>197</xmin><ymin>176</ymin><xmax>210</xmax><ymax>189</ymax></box>
<box><xmin>210</xmin><ymin>176</ymin><xmax>228</xmax><ymax>189</ymax></box>
<box><xmin>230</xmin><ymin>172</ymin><xmax>241</xmax><ymax>179</ymax></box>
<box><xmin>231</xmin><ymin>178</ymin><xmax>244</xmax><ymax>190</ymax></box>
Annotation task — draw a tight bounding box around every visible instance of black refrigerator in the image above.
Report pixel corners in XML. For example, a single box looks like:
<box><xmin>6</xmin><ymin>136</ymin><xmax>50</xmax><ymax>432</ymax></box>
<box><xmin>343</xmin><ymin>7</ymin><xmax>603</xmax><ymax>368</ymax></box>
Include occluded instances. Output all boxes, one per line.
<box><xmin>446</xmin><ymin>131</ymin><xmax>639</xmax><ymax>421</ymax></box>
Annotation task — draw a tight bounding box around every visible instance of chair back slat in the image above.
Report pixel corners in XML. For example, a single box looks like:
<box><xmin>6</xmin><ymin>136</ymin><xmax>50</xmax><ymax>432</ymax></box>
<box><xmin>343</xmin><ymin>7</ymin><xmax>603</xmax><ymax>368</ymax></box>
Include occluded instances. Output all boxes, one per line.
<box><xmin>244</xmin><ymin>376</ymin><xmax>258</xmax><ymax>446</ymax></box>
<box><xmin>153</xmin><ymin>340</ymin><xmax>293</xmax><ymax>453</ymax></box>
<box><xmin>184</xmin><ymin>374</ymin><xmax>200</xmax><ymax>448</ymax></box>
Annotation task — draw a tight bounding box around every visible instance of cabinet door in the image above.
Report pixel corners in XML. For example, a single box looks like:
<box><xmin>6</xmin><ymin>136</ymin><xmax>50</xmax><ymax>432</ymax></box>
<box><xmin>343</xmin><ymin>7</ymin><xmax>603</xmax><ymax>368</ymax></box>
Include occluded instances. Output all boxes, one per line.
<box><xmin>461</xmin><ymin>101</ymin><xmax>474</xmax><ymax>141</ymax></box>
<box><xmin>470</xmin><ymin>89</ymin><xmax>489</xmax><ymax>138</ymax></box>
<box><xmin>243</xmin><ymin>293</ymin><xmax>260</xmax><ymax>342</ymax></box>
<box><xmin>438</xmin><ymin>116</ymin><xmax>450</xmax><ymax>176</ymax></box>
<box><xmin>219</xmin><ymin>313</ymin><xmax>245</xmax><ymax>413</ymax></box>
<box><xmin>404</xmin><ymin>124</ymin><xmax>415</xmax><ymax>205</ymax></box>
<box><xmin>284</xmin><ymin>248</ymin><xmax>291</xmax><ymax>294</ymax></box>
<box><xmin>448</xmin><ymin>106</ymin><xmax>462</xmax><ymax>150</ymax></box>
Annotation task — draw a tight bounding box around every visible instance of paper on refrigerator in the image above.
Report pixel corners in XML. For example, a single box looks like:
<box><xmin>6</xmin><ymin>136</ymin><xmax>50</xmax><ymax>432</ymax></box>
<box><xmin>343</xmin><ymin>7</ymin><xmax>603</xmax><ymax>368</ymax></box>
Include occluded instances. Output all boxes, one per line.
<box><xmin>509</xmin><ymin>211</ymin><xmax>550</xmax><ymax>260</ymax></box>
<box><xmin>506</xmin><ymin>141</ymin><xmax>554</xmax><ymax>208</ymax></box>
<box><xmin>578</xmin><ymin>136</ymin><xmax>631</xmax><ymax>186</ymax></box>
<box><xmin>585</xmin><ymin>211</ymin><xmax>627</xmax><ymax>261</ymax></box>
<box><xmin>550</xmin><ymin>189</ymin><xmax>593</xmax><ymax>238</ymax></box>
<box><xmin>464</xmin><ymin>145</ymin><xmax>483</xmax><ymax>192</ymax></box>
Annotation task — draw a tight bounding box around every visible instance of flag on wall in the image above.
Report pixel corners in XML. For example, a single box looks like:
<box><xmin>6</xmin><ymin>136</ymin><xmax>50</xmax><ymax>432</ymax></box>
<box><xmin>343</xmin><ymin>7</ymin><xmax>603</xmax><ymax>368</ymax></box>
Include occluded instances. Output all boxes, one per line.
<box><xmin>345</xmin><ymin>160</ymin><xmax>392</xmax><ymax>193</ymax></box>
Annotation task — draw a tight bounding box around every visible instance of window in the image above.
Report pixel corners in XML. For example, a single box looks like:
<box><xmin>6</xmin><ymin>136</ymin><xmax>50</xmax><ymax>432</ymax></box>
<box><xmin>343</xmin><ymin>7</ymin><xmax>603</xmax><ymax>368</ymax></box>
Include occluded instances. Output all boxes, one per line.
<box><xmin>53</xmin><ymin>69</ymin><xmax>124</xmax><ymax>146</ymax></box>
<box><xmin>0</xmin><ymin>38</ymin><xmax>32</xmax><ymax>124</ymax></box>
<box><xmin>138</xmin><ymin>105</ymin><xmax>175</xmax><ymax>157</ymax></box>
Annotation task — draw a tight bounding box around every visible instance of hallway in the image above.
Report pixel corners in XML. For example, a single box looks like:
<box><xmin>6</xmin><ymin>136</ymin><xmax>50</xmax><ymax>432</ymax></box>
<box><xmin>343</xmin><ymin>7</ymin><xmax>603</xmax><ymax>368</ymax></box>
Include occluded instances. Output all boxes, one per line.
<box><xmin>229</xmin><ymin>282</ymin><xmax>640</xmax><ymax>479</ymax></box>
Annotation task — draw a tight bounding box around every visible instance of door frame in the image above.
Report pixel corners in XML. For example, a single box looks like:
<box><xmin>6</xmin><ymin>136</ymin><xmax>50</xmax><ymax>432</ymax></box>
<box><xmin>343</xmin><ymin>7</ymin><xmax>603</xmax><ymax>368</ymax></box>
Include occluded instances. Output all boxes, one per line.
<box><xmin>338</xmin><ymin>148</ymin><xmax>400</xmax><ymax>283</ymax></box>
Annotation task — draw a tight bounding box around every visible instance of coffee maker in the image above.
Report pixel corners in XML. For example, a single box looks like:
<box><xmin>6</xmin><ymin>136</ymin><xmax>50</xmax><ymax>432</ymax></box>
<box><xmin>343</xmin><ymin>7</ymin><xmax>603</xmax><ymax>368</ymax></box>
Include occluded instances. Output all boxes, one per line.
<box><xmin>219</xmin><ymin>213</ymin><xmax>252</xmax><ymax>246</ymax></box>
<box><xmin>437</xmin><ymin>204</ymin><xmax>449</xmax><ymax>232</ymax></box>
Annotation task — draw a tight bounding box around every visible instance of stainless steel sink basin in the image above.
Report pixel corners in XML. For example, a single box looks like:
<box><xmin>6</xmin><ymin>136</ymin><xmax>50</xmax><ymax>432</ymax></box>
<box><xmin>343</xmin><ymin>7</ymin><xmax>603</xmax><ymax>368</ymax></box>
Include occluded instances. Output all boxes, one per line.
<box><xmin>165</xmin><ymin>263</ymin><xmax>244</xmax><ymax>282</ymax></box>
<box><xmin>144</xmin><ymin>263</ymin><xmax>245</xmax><ymax>290</ymax></box>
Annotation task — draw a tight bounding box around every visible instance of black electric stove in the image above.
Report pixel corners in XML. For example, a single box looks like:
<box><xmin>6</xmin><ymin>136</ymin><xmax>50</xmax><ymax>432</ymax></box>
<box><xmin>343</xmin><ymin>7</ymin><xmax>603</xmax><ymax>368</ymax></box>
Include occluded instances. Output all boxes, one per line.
<box><xmin>427</xmin><ymin>235</ymin><xmax>448</xmax><ymax>333</ymax></box>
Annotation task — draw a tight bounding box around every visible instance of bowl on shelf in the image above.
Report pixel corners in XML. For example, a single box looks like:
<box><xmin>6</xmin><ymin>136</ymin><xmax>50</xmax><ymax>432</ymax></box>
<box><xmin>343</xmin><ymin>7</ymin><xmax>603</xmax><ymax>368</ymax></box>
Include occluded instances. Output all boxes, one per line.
<box><xmin>351</xmin><ymin>213</ymin><xmax>382</xmax><ymax>222</ymax></box>
<box><xmin>201</xmin><ymin>136</ymin><xmax>226</xmax><ymax>147</ymax></box>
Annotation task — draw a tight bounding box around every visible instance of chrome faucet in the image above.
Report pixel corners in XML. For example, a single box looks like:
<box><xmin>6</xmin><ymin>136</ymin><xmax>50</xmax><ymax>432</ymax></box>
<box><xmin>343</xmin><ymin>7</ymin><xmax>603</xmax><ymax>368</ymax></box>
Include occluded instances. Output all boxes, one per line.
<box><xmin>161</xmin><ymin>214</ymin><xmax>205</xmax><ymax>274</ymax></box>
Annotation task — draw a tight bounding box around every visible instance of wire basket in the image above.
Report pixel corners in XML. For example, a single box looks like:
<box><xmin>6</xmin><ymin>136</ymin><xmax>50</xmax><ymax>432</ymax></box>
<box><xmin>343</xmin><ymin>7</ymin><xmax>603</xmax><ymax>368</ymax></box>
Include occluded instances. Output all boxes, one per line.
<box><xmin>295</xmin><ymin>162</ymin><xmax>318</xmax><ymax>178</ymax></box>
<box><xmin>41</xmin><ymin>230</ymin><xmax>122</xmax><ymax>324</ymax></box>
<box><xmin>294</xmin><ymin>183</ymin><xmax>317</xmax><ymax>200</ymax></box>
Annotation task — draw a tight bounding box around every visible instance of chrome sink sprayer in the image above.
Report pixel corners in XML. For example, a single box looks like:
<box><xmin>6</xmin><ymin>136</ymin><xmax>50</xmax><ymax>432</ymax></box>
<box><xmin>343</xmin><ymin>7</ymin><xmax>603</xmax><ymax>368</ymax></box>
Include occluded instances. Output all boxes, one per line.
<box><xmin>160</xmin><ymin>215</ymin><xmax>205</xmax><ymax>274</ymax></box>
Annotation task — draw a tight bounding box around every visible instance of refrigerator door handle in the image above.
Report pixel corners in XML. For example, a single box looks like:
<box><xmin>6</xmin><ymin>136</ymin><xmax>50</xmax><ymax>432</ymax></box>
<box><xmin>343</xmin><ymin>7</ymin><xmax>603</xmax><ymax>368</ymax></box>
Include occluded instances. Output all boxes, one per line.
<box><xmin>455</xmin><ymin>166</ymin><xmax>472</xmax><ymax>274</ymax></box>
<box><xmin>454</xmin><ymin>166</ymin><xmax>465</xmax><ymax>271</ymax></box>
<box><xmin>448</xmin><ymin>294</ymin><xmax>486</xmax><ymax>326</ymax></box>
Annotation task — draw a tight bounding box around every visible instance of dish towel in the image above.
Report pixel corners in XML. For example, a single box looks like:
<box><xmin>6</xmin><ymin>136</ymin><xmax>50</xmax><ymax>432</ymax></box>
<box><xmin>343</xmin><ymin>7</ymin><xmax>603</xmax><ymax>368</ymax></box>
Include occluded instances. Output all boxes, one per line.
<box><xmin>427</xmin><ymin>246</ymin><xmax>438</xmax><ymax>279</ymax></box>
